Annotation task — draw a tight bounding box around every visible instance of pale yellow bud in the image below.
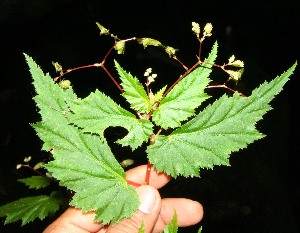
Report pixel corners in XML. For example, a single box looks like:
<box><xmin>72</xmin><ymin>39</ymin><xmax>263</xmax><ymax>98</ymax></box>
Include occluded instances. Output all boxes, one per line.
<box><xmin>231</xmin><ymin>60</ymin><xmax>244</xmax><ymax>68</ymax></box>
<box><xmin>151</xmin><ymin>74</ymin><xmax>157</xmax><ymax>79</ymax></box>
<box><xmin>204</xmin><ymin>23</ymin><xmax>213</xmax><ymax>36</ymax></box>
<box><xmin>144</xmin><ymin>68</ymin><xmax>152</xmax><ymax>76</ymax></box>
<box><xmin>24</xmin><ymin>156</ymin><xmax>31</xmax><ymax>163</ymax></box>
<box><xmin>228</xmin><ymin>55</ymin><xmax>235</xmax><ymax>64</ymax></box>
<box><xmin>33</xmin><ymin>162</ymin><xmax>45</xmax><ymax>170</ymax></box>
<box><xmin>192</xmin><ymin>22</ymin><xmax>200</xmax><ymax>35</ymax></box>
<box><xmin>59</xmin><ymin>80</ymin><xmax>71</xmax><ymax>89</ymax></box>
<box><xmin>120</xmin><ymin>159</ymin><xmax>134</xmax><ymax>168</ymax></box>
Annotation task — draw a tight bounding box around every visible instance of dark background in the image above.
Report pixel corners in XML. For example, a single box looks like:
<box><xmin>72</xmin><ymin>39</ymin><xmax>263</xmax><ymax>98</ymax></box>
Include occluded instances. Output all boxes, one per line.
<box><xmin>0</xmin><ymin>1</ymin><xmax>299</xmax><ymax>232</ymax></box>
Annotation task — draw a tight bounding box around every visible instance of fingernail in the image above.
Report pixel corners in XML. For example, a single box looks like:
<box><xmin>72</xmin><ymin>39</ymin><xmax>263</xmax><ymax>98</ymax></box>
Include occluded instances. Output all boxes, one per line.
<box><xmin>137</xmin><ymin>186</ymin><xmax>157</xmax><ymax>214</ymax></box>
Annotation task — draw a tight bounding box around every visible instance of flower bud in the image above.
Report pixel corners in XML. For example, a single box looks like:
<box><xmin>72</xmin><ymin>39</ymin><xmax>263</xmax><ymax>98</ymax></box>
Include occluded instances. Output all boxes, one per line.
<box><xmin>59</xmin><ymin>80</ymin><xmax>71</xmax><ymax>89</ymax></box>
<box><xmin>204</xmin><ymin>23</ymin><xmax>213</xmax><ymax>36</ymax></box>
<box><xmin>192</xmin><ymin>22</ymin><xmax>200</xmax><ymax>35</ymax></box>
<box><xmin>164</xmin><ymin>46</ymin><xmax>178</xmax><ymax>57</ymax></box>
<box><xmin>114</xmin><ymin>41</ymin><xmax>126</xmax><ymax>54</ymax></box>
<box><xmin>96</xmin><ymin>22</ymin><xmax>110</xmax><ymax>35</ymax></box>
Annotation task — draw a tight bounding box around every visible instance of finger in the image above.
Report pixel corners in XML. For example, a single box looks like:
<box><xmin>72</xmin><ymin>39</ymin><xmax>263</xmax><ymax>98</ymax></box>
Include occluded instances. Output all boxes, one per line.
<box><xmin>106</xmin><ymin>185</ymin><xmax>161</xmax><ymax>233</ymax></box>
<box><xmin>153</xmin><ymin>198</ymin><xmax>203</xmax><ymax>232</ymax></box>
<box><xmin>43</xmin><ymin>207</ymin><xmax>102</xmax><ymax>233</ymax></box>
<box><xmin>126</xmin><ymin>164</ymin><xmax>171</xmax><ymax>189</ymax></box>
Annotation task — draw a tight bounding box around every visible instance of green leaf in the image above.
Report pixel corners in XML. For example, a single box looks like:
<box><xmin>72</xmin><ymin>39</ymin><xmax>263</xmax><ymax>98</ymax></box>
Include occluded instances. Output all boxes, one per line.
<box><xmin>115</xmin><ymin>60</ymin><xmax>152</xmax><ymax>113</ymax></box>
<box><xmin>44</xmin><ymin>131</ymin><xmax>139</xmax><ymax>224</ymax></box>
<box><xmin>138</xmin><ymin>221</ymin><xmax>145</xmax><ymax>233</ymax></box>
<box><xmin>164</xmin><ymin>210</ymin><xmax>178</xmax><ymax>233</ymax></box>
<box><xmin>0</xmin><ymin>192</ymin><xmax>63</xmax><ymax>226</ymax></box>
<box><xmin>25</xmin><ymin>54</ymin><xmax>140</xmax><ymax>224</ymax></box>
<box><xmin>152</xmin><ymin>41</ymin><xmax>218</xmax><ymax>129</ymax></box>
<box><xmin>147</xmin><ymin>62</ymin><xmax>297</xmax><ymax>177</ymax></box>
<box><xmin>153</xmin><ymin>85</ymin><xmax>167</xmax><ymax>104</ymax></box>
<box><xmin>18</xmin><ymin>176</ymin><xmax>51</xmax><ymax>189</ymax></box>
<box><xmin>68</xmin><ymin>89</ymin><xmax>153</xmax><ymax>150</ymax></box>
<box><xmin>24</xmin><ymin>53</ymin><xmax>77</xmax><ymax>119</ymax></box>
<box><xmin>198</xmin><ymin>226</ymin><xmax>203</xmax><ymax>233</ymax></box>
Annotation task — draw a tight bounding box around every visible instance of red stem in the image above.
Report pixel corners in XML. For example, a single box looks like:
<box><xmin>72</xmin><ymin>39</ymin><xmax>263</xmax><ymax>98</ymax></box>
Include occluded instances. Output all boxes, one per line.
<box><xmin>126</xmin><ymin>179</ymin><xmax>141</xmax><ymax>187</ymax></box>
<box><xmin>101</xmin><ymin>64</ymin><xmax>123</xmax><ymax>93</ymax></box>
<box><xmin>163</xmin><ymin>61</ymin><xmax>201</xmax><ymax>98</ymax></box>
<box><xmin>144</xmin><ymin>162</ymin><xmax>152</xmax><ymax>185</ymax></box>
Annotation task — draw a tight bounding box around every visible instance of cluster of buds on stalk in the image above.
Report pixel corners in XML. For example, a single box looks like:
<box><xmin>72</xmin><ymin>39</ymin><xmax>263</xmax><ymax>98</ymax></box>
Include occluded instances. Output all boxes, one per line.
<box><xmin>192</xmin><ymin>22</ymin><xmax>213</xmax><ymax>41</ymax></box>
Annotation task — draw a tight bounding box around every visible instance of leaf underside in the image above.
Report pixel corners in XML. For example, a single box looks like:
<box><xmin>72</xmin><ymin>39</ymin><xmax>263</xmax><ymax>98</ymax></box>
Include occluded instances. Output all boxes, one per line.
<box><xmin>0</xmin><ymin>192</ymin><xmax>63</xmax><ymax>226</ymax></box>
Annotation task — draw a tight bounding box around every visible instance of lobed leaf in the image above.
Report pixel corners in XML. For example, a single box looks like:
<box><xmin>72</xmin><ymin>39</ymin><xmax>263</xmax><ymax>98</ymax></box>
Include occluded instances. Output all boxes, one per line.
<box><xmin>68</xmin><ymin>89</ymin><xmax>153</xmax><ymax>150</ymax></box>
<box><xmin>147</xmin><ymin>62</ymin><xmax>297</xmax><ymax>177</ymax></box>
<box><xmin>43</xmin><ymin>129</ymin><xmax>139</xmax><ymax>224</ymax></box>
<box><xmin>0</xmin><ymin>192</ymin><xmax>63</xmax><ymax>226</ymax></box>
<box><xmin>151</xmin><ymin>41</ymin><xmax>218</xmax><ymax>129</ymax></box>
<box><xmin>25</xmin><ymin>54</ymin><xmax>140</xmax><ymax>224</ymax></box>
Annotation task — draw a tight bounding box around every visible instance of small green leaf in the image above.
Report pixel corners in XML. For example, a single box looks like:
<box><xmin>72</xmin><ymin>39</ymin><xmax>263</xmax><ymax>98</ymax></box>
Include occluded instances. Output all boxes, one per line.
<box><xmin>0</xmin><ymin>192</ymin><xmax>63</xmax><ymax>226</ymax></box>
<box><xmin>148</xmin><ymin>62</ymin><xmax>297</xmax><ymax>177</ymax></box>
<box><xmin>152</xmin><ymin>41</ymin><xmax>218</xmax><ymax>129</ymax></box>
<box><xmin>69</xmin><ymin>89</ymin><xmax>153</xmax><ymax>150</ymax></box>
<box><xmin>164</xmin><ymin>210</ymin><xmax>178</xmax><ymax>233</ymax></box>
<box><xmin>153</xmin><ymin>85</ymin><xmax>167</xmax><ymax>104</ymax></box>
<box><xmin>18</xmin><ymin>176</ymin><xmax>51</xmax><ymax>189</ymax></box>
<box><xmin>115</xmin><ymin>60</ymin><xmax>152</xmax><ymax>113</ymax></box>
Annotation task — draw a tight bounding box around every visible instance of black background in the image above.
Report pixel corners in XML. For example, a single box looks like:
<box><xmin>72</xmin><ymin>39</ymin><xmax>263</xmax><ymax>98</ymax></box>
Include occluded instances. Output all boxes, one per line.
<box><xmin>0</xmin><ymin>1</ymin><xmax>299</xmax><ymax>232</ymax></box>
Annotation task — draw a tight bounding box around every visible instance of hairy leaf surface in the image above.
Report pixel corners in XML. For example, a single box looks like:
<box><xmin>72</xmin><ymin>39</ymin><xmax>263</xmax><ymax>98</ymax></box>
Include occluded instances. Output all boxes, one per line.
<box><xmin>0</xmin><ymin>192</ymin><xmax>63</xmax><ymax>226</ymax></box>
<box><xmin>25</xmin><ymin>54</ymin><xmax>139</xmax><ymax>224</ymax></box>
<box><xmin>68</xmin><ymin>90</ymin><xmax>153</xmax><ymax>150</ymax></box>
<box><xmin>151</xmin><ymin>41</ymin><xmax>218</xmax><ymax>129</ymax></box>
<box><xmin>147</xmin><ymin>62</ymin><xmax>297</xmax><ymax>177</ymax></box>
<box><xmin>115</xmin><ymin>60</ymin><xmax>152</xmax><ymax>113</ymax></box>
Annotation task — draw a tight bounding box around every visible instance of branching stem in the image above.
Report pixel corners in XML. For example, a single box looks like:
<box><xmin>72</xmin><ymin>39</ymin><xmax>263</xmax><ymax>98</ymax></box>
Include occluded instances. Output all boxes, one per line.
<box><xmin>21</xmin><ymin>164</ymin><xmax>47</xmax><ymax>177</ymax></box>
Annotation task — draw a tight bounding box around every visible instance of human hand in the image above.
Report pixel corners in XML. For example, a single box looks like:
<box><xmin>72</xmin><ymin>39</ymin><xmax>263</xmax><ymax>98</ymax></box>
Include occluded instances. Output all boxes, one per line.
<box><xmin>43</xmin><ymin>164</ymin><xmax>203</xmax><ymax>233</ymax></box>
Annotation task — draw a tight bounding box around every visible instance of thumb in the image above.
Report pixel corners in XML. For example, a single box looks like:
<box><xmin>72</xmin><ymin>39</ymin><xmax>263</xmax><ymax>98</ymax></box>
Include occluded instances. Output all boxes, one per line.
<box><xmin>107</xmin><ymin>185</ymin><xmax>161</xmax><ymax>233</ymax></box>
